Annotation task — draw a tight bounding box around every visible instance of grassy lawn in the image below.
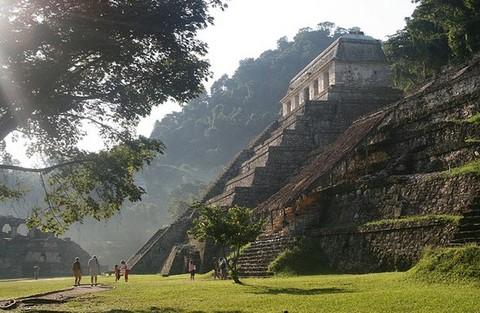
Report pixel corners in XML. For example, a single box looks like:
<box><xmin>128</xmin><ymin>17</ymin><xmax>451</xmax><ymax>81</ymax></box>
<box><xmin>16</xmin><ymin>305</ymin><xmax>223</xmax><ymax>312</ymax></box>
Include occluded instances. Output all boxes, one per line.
<box><xmin>0</xmin><ymin>277</ymin><xmax>76</xmax><ymax>300</ymax></box>
<box><xmin>2</xmin><ymin>272</ymin><xmax>479</xmax><ymax>313</ymax></box>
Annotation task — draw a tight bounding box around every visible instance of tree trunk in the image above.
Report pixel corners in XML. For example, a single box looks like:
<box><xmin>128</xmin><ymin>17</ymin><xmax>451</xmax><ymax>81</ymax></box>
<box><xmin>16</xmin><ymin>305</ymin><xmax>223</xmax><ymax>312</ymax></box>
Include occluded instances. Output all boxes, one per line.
<box><xmin>223</xmin><ymin>248</ymin><xmax>242</xmax><ymax>284</ymax></box>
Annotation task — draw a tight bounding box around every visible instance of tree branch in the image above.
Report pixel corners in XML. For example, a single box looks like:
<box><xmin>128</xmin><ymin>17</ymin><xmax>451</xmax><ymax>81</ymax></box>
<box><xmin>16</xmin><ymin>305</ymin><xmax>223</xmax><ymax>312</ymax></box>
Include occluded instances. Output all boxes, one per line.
<box><xmin>0</xmin><ymin>159</ymin><xmax>94</xmax><ymax>174</ymax></box>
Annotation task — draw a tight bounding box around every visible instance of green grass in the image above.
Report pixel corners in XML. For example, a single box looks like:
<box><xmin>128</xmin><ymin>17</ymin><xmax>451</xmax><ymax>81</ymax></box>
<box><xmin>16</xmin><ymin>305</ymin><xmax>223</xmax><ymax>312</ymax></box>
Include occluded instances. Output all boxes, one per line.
<box><xmin>444</xmin><ymin>159</ymin><xmax>480</xmax><ymax>177</ymax></box>
<box><xmin>362</xmin><ymin>214</ymin><xmax>461</xmax><ymax>228</ymax></box>
<box><xmin>2</xmin><ymin>272</ymin><xmax>480</xmax><ymax>312</ymax></box>
<box><xmin>0</xmin><ymin>277</ymin><xmax>76</xmax><ymax>299</ymax></box>
<box><xmin>409</xmin><ymin>245</ymin><xmax>480</xmax><ymax>283</ymax></box>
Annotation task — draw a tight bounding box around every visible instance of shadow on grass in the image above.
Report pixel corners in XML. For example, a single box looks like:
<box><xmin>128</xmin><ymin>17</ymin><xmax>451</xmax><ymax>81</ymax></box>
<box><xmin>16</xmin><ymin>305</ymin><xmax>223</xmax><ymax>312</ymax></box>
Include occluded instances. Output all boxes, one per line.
<box><xmin>104</xmin><ymin>307</ymin><xmax>245</xmax><ymax>313</ymax></box>
<box><xmin>248</xmin><ymin>286</ymin><xmax>350</xmax><ymax>296</ymax></box>
<box><xmin>20</xmin><ymin>311</ymin><xmax>70</xmax><ymax>313</ymax></box>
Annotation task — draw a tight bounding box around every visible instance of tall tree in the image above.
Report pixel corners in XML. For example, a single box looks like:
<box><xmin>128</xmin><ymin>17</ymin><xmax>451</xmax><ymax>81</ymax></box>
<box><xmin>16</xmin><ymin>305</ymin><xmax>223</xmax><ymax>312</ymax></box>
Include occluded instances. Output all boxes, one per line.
<box><xmin>0</xmin><ymin>0</ymin><xmax>227</xmax><ymax>233</ymax></box>
<box><xmin>385</xmin><ymin>0</ymin><xmax>480</xmax><ymax>89</ymax></box>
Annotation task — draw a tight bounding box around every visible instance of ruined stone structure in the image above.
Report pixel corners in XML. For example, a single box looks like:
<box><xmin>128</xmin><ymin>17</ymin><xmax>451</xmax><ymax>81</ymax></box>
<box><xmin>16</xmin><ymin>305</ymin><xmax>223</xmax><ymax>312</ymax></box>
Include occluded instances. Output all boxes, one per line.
<box><xmin>0</xmin><ymin>215</ymin><xmax>90</xmax><ymax>279</ymax></box>
<box><xmin>129</xmin><ymin>32</ymin><xmax>480</xmax><ymax>276</ymax></box>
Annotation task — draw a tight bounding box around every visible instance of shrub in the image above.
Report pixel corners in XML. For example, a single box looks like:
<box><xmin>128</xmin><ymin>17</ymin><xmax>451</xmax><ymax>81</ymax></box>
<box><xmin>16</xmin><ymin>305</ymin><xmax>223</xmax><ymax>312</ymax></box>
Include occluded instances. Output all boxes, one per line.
<box><xmin>268</xmin><ymin>239</ymin><xmax>330</xmax><ymax>275</ymax></box>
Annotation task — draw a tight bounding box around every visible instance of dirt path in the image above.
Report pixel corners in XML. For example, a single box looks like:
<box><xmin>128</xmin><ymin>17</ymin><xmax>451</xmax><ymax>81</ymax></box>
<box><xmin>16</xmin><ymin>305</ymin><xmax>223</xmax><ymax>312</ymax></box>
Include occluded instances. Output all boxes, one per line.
<box><xmin>0</xmin><ymin>284</ymin><xmax>112</xmax><ymax>310</ymax></box>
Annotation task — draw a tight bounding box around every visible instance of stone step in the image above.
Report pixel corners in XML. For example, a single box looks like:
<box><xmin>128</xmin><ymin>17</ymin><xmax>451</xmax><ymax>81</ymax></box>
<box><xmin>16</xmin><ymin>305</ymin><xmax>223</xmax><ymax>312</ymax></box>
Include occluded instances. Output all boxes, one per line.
<box><xmin>227</xmin><ymin>165</ymin><xmax>299</xmax><ymax>191</ymax></box>
<box><xmin>450</xmin><ymin>237</ymin><xmax>480</xmax><ymax>244</ymax></box>
<box><xmin>253</xmin><ymin>128</ymin><xmax>313</xmax><ymax>155</ymax></box>
<box><xmin>453</xmin><ymin>230</ymin><xmax>480</xmax><ymax>238</ymax></box>
<box><xmin>234</xmin><ymin>233</ymin><xmax>296</xmax><ymax>277</ymax></box>
<box><xmin>240</xmin><ymin>146</ymin><xmax>311</xmax><ymax>175</ymax></box>
<box><xmin>461</xmin><ymin>216</ymin><xmax>480</xmax><ymax>223</ymax></box>
<box><xmin>462</xmin><ymin>210</ymin><xmax>480</xmax><ymax>217</ymax></box>
<box><xmin>238</xmin><ymin>271</ymin><xmax>274</xmax><ymax>277</ymax></box>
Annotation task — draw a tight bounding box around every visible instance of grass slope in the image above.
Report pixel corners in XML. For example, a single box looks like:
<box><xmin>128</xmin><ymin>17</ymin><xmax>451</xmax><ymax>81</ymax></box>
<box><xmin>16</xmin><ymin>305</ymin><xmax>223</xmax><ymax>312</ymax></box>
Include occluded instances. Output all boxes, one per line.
<box><xmin>409</xmin><ymin>245</ymin><xmax>480</xmax><ymax>283</ymax></box>
<box><xmin>1</xmin><ymin>272</ymin><xmax>480</xmax><ymax>313</ymax></box>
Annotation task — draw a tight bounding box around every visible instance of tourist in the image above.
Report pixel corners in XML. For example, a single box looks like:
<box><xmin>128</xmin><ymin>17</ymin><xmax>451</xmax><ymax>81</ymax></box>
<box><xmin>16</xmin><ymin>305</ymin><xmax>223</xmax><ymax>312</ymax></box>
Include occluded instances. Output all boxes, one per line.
<box><xmin>114</xmin><ymin>264</ymin><xmax>121</xmax><ymax>282</ymax></box>
<box><xmin>88</xmin><ymin>255</ymin><xmax>100</xmax><ymax>286</ymax></box>
<box><xmin>219</xmin><ymin>257</ymin><xmax>227</xmax><ymax>280</ymax></box>
<box><xmin>33</xmin><ymin>265</ymin><xmax>40</xmax><ymax>280</ymax></box>
<box><xmin>120</xmin><ymin>260</ymin><xmax>129</xmax><ymax>282</ymax></box>
<box><xmin>188</xmin><ymin>259</ymin><xmax>196</xmax><ymax>280</ymax></box>
<box><xmin>72</xmin><ymin>257</ymin><xmax>82</xmax><ymax>286</ymax></box>
<box><xmin>212</xmin><ymin>257</ymin><xmax>220</xmax><ymax>279</ymax></box>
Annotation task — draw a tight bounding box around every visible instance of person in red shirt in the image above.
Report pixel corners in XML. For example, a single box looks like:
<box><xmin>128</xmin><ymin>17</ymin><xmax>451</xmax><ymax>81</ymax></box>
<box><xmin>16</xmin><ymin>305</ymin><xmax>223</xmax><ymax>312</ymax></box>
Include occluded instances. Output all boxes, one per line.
<box><xmin>120</xmin><ymin>260</ymin><xmax>129</xmax><ymax>282</ymax></box>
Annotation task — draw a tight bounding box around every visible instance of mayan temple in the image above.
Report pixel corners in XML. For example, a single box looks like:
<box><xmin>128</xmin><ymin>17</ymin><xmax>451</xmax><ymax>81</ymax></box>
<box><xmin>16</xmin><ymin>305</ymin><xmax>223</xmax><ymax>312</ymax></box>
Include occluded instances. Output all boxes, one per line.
<box><xmin>127</xmin><ymin>31</ymin><xmax>480</xmax><ymax>276</ymax></box>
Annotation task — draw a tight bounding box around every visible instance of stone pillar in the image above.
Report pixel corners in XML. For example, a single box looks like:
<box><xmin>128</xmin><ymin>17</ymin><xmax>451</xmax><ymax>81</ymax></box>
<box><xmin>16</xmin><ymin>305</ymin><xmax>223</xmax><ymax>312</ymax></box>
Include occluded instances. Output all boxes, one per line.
<box><xmin>10</xmin><ymin>224</ymin><xmax>18</xmax><ymax>238</ymax></box>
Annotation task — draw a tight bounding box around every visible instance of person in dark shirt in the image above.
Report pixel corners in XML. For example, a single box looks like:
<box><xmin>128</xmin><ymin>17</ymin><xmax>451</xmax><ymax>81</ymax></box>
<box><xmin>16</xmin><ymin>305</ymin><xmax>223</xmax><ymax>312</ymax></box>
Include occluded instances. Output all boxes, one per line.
<box><xmin>72</xmin><ymin>257</ymin><xmax>82</xmax><ymax>286</ymax></box>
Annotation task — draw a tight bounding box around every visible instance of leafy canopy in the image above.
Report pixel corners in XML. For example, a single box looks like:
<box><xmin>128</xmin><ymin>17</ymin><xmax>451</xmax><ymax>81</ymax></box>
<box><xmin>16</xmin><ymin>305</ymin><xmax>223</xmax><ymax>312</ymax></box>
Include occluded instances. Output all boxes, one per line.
<box><xmin>385</xmin><ymin>0</ymin><xmax>480</xmax><ymax>89</ymax></box>
<box><xmin>0</xmin><ymin>0</ymin><xmax>227</xmax><ymax>233</ymax></box>
<box><xmin>190</xmin><ymin>204</ymin><xmax>264</xmax><ymax>283</ymax></box>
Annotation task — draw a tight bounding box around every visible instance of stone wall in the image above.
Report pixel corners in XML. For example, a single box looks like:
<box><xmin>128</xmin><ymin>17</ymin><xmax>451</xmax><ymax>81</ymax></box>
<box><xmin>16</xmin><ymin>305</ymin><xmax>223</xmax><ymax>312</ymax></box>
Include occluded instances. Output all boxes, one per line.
<box><xmin>307</xmin><ymin>219</ymin><xmax>457</xmax><ymax>273</ymax></box>
<box><xmin>128</xmin><ymin>210</ymin><xmax>193</xmax><ymax>274</ymax></box>
<box><xmin>252</xmin><ymin>59</ymin><xmax>480</xmax><ymax>274</ymax></box>
<box><xmin>0</xmin><ymin>221</ymin><xmax>90</xmax><ymax>279</ymax></box>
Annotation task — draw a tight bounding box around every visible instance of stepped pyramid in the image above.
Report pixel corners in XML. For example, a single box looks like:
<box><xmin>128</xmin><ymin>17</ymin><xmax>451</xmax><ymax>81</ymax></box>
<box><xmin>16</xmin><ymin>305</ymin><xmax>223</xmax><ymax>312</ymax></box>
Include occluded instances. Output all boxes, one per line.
<box><xmin>128</xmin><ymin>32</ymin><xmax>403</xmax><ymax>274</ymax></box>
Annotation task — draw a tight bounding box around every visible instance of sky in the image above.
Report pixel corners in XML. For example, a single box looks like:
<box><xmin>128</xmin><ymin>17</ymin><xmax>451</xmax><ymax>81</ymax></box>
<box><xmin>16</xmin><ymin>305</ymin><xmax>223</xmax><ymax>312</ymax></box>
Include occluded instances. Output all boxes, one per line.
<box><xmin>7</xmin><ymin>0</ymin><xmax>417</xmax><ymax>166</ymax></box>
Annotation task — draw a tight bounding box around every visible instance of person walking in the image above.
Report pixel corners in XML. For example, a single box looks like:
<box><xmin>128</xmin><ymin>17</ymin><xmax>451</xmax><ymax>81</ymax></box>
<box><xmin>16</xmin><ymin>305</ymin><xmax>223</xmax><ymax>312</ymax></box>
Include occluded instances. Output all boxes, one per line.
<box><xmin>114</xmin><ymin>264</ymin><xmax>121</xmax><ymax>282</ymax></box>
<box><xmin>88</xmin><ymin>255</ymin><xmax>100</xmax><ymax>286</ymax></box>
<box><xmin>212</xmin><ymin>257</ymin><xmax>220</xmax><ymax>279</ymax></box>
<box><xmin>219</xmin><ymin>257</ymin><xmax>227</xmax><ymax>280</ymax></box>
<box><xmin>72</xmin><ymin>257</ymin><xmax>82</xmax><ymax>286</ymax></box>
<box><xmin>33</xmin><ymin>265</ymin><xmax>40</xmax><ymax>280</ymax></box>
<box><xmin>188</xmin><ymin>259</ymin><xmax>196</xmax><ymax>280</ymax></box>
<box><xmin>120</xmin><ymin>260</ymin><xmax>129</xmax><ymax>282</ymax></box>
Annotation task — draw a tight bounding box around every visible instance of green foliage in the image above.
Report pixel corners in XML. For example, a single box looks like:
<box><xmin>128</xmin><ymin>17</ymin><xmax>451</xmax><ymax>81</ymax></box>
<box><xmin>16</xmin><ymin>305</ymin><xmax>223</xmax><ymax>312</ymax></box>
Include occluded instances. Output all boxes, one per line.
<box><xmin>190</xmin><ymin>204</ymin><xmax>264</xmax><ymax>283</ymax></box>
<box><xmin>466</xmin><ymin>113</ymin><xmax>480</xmax><ymax>124</ymax></box>
<box><xmin>444</xmin><ymin>159</ymin><xmax>480</xmax><ymax>177</ymax></box>
<box><xmin>409</xmin><ymin>244</ymin><xmax>480</xmax><ymax>283</ymax></box>
<box><xmin>0</xmin><ymin>0</ymin><xmax>226</xmax><ymax>150</ymax></box>
<box><xmin>362</xmin><ymin>215</ymin><xmax>461</xmax><ymax>228</ymax></box>
<box><xmin>385</xmin><ymin>0</ymin><xmax>480</xmax><ymax>89</ymax></box>
<box><xmin>167</xmin><ymin>181</ymin><xmax>207</xmax><ymax>219</ymax></box>
<box><xmin>26</xmin><ymin>137</ymin><xmax>165</xmax><ymax>234</ymax></box>
<box><xmin>269</xmin><ymin>240</ymin><xmax>330</xmax><ymax>276</ymax></box>
<box><xmin>0</xmin><ymin>0</ymin><xmax>226</xmax><ymax>230</ymax></box>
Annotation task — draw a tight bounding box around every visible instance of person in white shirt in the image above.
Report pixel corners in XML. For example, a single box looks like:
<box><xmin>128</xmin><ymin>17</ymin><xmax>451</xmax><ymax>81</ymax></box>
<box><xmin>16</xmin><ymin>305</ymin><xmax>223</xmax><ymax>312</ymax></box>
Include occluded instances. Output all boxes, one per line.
<box><xmin>88</xmin><ymin>255</ymin><xmax>100</xmax><ymax>286</ymax></box>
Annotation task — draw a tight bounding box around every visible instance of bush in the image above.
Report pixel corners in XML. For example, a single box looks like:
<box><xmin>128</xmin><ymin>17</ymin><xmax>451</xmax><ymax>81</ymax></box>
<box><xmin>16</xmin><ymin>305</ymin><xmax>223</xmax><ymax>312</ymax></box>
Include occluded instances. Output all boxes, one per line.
<box><xmin>408</xmin><ymin>245</ymin><xmax>480</xmax><ymax>283</ymax></box>
<box><xmin>268</xmin><ymin>239</ymin><xmax>330</xmax><ymax>275</ymax></box>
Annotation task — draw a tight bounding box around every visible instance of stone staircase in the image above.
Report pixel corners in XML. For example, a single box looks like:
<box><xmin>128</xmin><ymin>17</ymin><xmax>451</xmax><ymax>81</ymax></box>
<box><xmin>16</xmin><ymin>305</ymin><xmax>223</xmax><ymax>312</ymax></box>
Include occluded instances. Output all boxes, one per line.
<box><xmin>237</xmin><ymin>232</ymin><xmax>296</xmax><ymax>277</ymax></box>
<box><xmin>205</xmin><ymin>106</ymin><xmax>317</xmax><ymax>208</ymax></box>
<box><xmin>451</xmin><ymin>208</ymin><xmax>480</xmax><ymax>245</ymax></box>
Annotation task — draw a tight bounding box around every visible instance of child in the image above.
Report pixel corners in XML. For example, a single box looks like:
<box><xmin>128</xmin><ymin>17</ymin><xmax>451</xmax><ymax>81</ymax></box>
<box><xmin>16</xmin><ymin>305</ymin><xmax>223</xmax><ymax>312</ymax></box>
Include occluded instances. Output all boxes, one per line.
<box><xmin>114</xmin><ymin>264</ymin><xmax>121</xmax><ymax>282</ymax></box>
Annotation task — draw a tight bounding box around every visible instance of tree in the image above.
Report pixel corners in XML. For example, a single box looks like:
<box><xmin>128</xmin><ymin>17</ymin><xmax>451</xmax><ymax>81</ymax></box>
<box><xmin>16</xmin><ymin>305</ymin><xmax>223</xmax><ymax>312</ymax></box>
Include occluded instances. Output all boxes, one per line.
<box><xmin>385</xmin><ymin>0</ymin><xmax>480</xmax><ymax>89</ymax></box>
<box><xmin>190</xmin><ymin>204</ymin><xmax>264</xmax><ymax>284</ymax></box>
<box><xmin>0</xmin><ymin>0</ymin><xmax>227</xmax><ymax>233</ymax></box>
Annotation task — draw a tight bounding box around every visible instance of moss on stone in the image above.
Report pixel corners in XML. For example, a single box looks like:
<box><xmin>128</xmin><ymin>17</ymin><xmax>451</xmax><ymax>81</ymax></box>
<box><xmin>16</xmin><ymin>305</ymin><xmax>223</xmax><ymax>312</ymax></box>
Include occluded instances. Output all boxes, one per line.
<box><xmin>362</xmin><ymin>214</ymin><xmax>461</xmax><ymax>229</ymax></box>
<box><xmin>444</xmin><ymin>160</ymin><xmax>480</xmax><ymax>177</ymax></box>
<box><xmin>466</xmin><ymin>113</ymin><xmax>480</xmax><ymax>124</ymax></box>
